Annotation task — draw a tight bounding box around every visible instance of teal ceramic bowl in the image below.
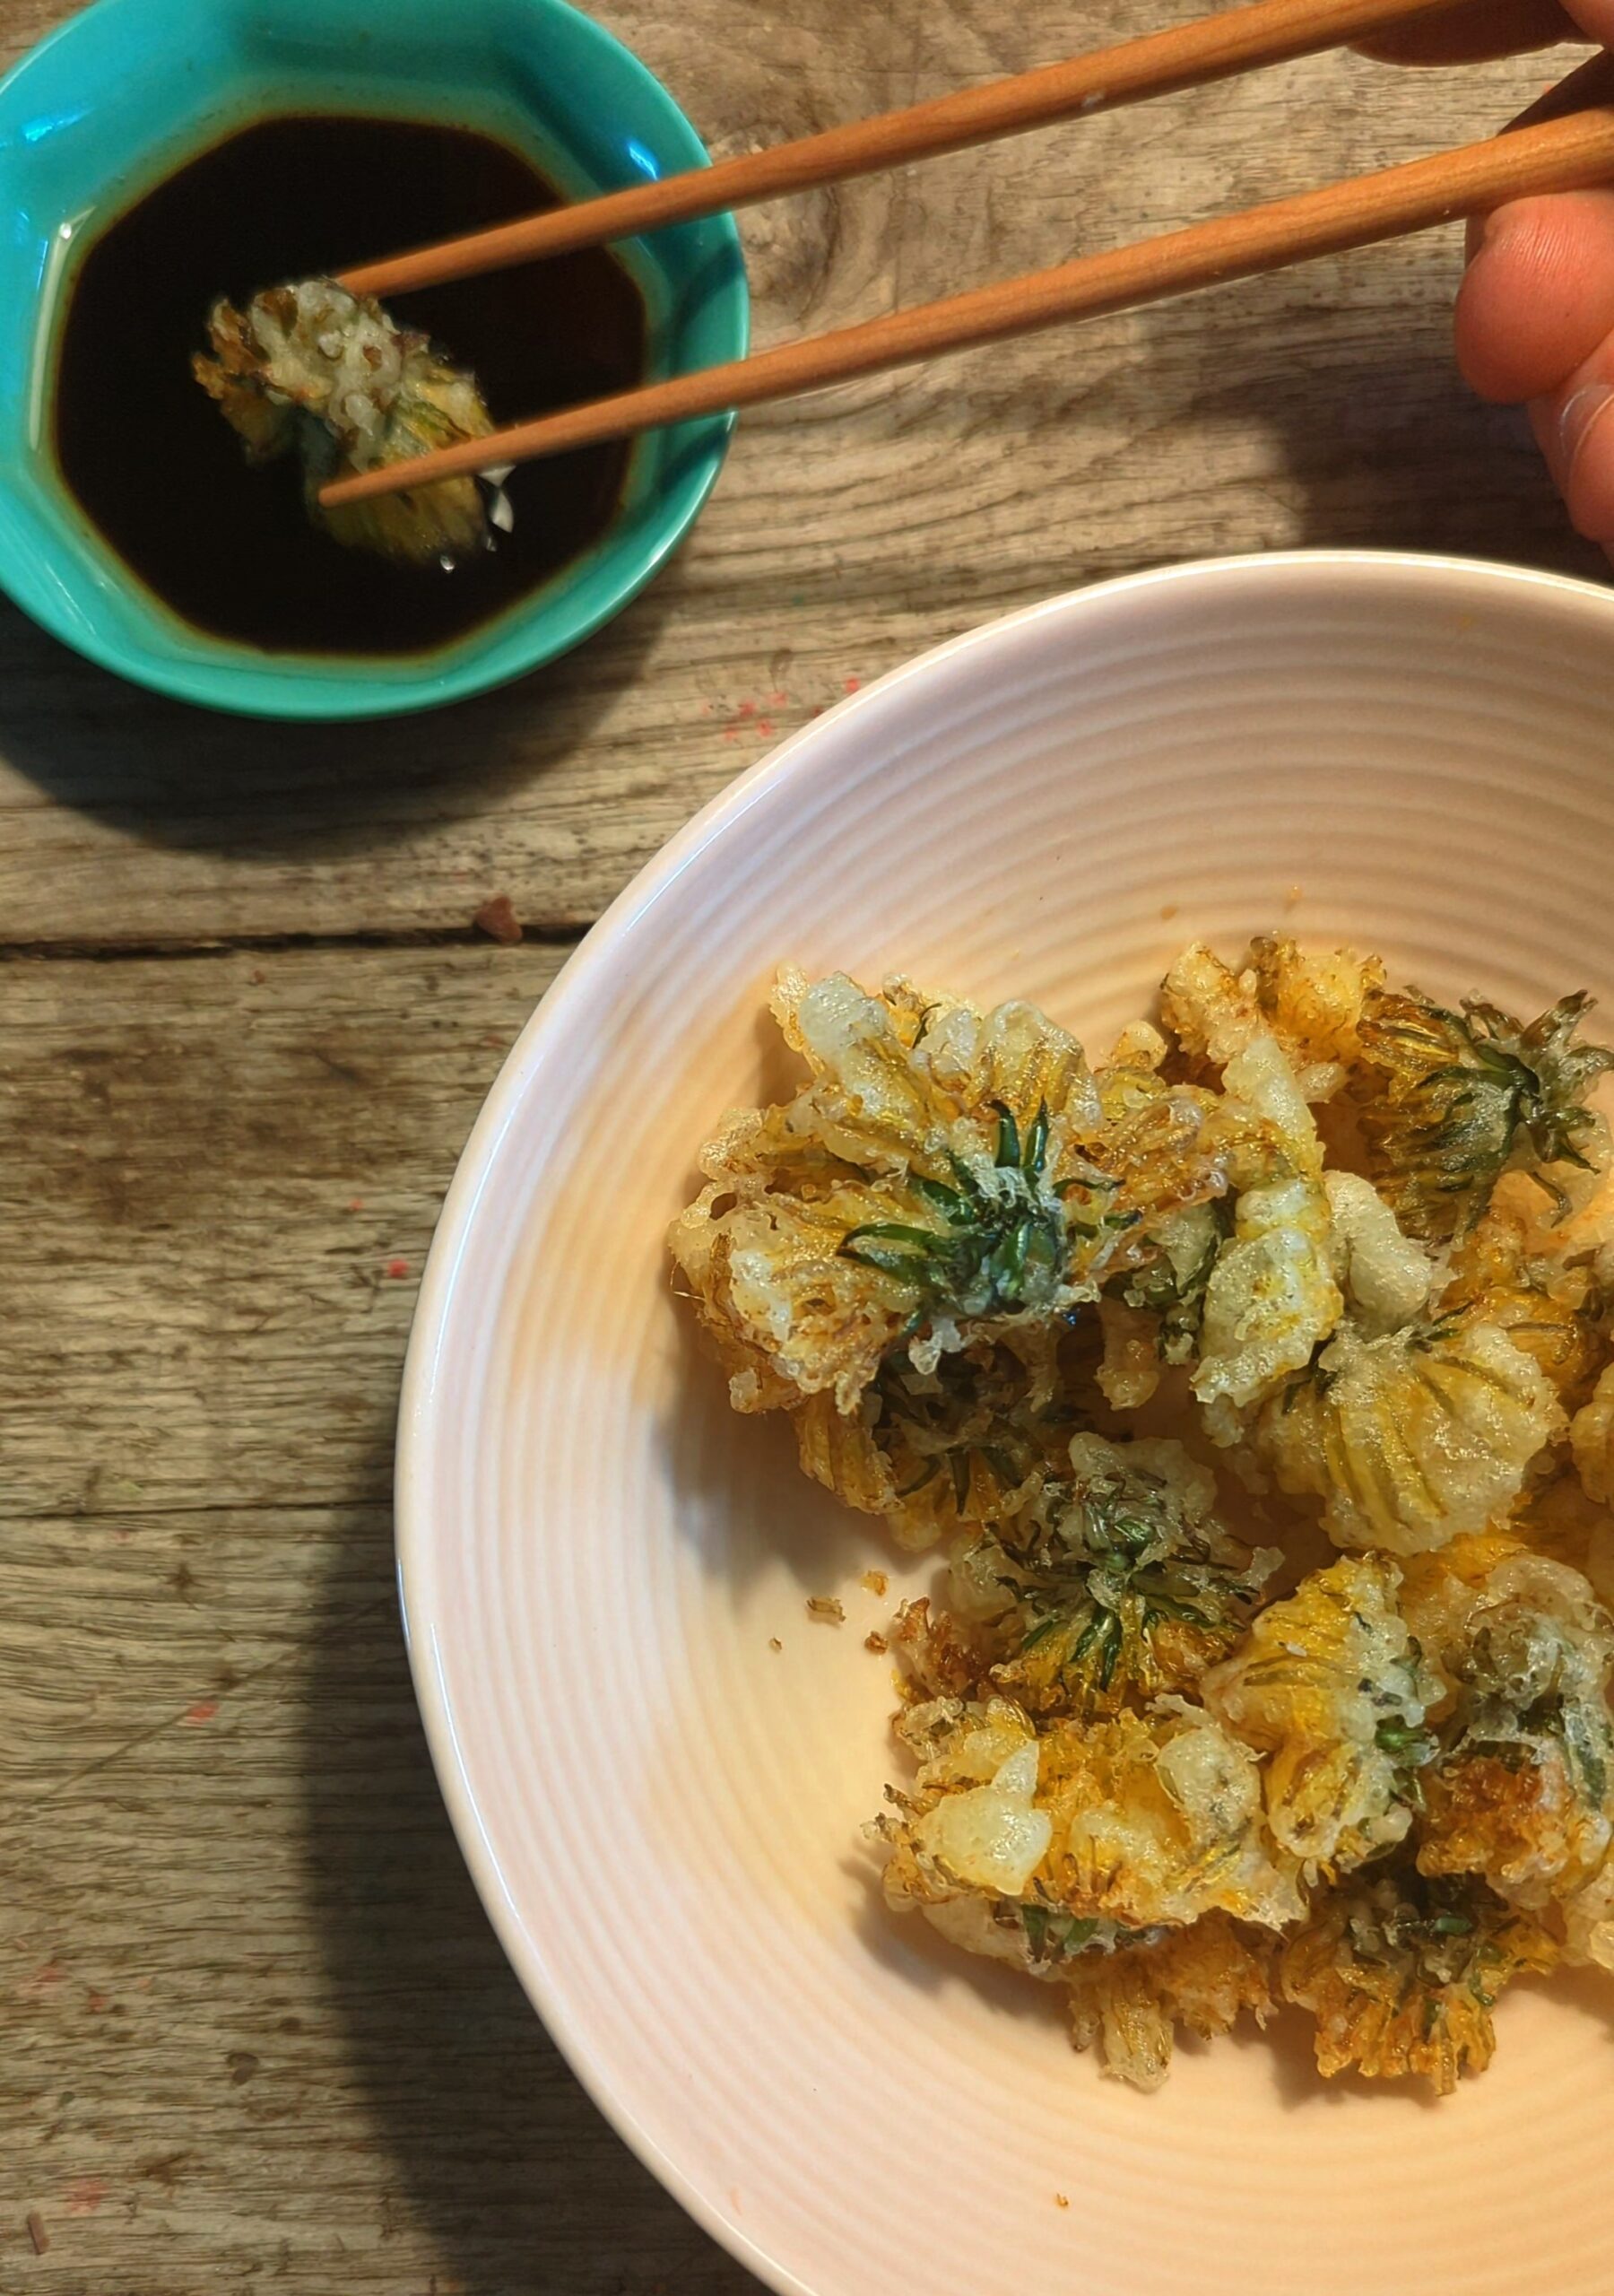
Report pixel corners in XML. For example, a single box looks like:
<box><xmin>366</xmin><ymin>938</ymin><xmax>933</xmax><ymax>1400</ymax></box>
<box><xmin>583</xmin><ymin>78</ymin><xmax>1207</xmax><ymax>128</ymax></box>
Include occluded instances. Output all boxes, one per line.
<box><xmin>0</xmin><ymin>0</ymin><xmax>747</xmax><ymax>718</ymax></box>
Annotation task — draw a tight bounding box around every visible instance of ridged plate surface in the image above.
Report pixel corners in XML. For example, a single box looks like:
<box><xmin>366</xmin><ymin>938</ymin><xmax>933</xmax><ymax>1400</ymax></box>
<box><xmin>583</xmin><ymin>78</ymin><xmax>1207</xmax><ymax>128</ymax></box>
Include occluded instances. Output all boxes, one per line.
<box><xmin>399</xmin><ymin>552</ymin><xmax>1614</xmax><ymax>2296</ymax></box>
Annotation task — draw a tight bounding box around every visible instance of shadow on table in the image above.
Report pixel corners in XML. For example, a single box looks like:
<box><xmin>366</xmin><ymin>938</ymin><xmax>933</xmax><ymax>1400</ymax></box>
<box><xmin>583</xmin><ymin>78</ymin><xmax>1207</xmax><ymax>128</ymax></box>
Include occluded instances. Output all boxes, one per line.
<box><xmin>0</xmin><ymin>572</ymin><xmax>677</xmax><ymax>868</ymax></box>
<box><xmin>1127</xmin><ymin>273</ymin><xmax>1611</xmax><ymax>579</ymax></box>
<box><xmin>299</xmin><ymin>1453</ymin><xmax>760</xmax><ymax>2296</ymax></box>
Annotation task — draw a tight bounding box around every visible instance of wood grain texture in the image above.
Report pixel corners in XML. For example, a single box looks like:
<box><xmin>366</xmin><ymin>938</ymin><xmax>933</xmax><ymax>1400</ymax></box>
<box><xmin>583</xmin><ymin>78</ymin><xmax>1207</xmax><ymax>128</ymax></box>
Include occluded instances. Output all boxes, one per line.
<box><xmin>0</xmin><ymin>944</ymin><xmax>755</xmax><ymax>2292</ymax></box>
<box><xmin>0</xmin><ymin>0</ymin><xmax>1601</xmax><ymax>948</ymax></box>
<box><xmin>2</xmin><ymin>0</ymin><xmax>1610</xmax><ymax>2288</ymax></box>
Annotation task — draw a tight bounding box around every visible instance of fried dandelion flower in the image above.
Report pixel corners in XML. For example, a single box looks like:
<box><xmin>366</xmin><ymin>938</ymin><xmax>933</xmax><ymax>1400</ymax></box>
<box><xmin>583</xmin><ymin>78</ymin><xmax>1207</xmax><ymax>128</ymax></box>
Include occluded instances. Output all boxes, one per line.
<box><xmin>1280</xmin><ymin>1865</ymin><xmax>1558</xmax><ymax>2093</ymax></box>
<box><xmin>1202</xmin><ymin>1555</ymin><xmax>1438</xmax><ymax>1874</ymax></box>
<box><xmin>1255</xmin><ymin>1313</ymin><xmax>1563</xmax><ymax>1556</ymax></box>
<box><xmin>195</xmin><ymin>279</ymin><xmax>502</xmax><ymax>564</ymax></box>
<box><xmin>1354</xmin><ymin>987</ymin><xmax>1614</xmax><ymax>1242</ymax></box>
<box><xmin>941</xmin><ymin>1433</ymin><xmax>1280</xmax><ymax>1719</ymax></box>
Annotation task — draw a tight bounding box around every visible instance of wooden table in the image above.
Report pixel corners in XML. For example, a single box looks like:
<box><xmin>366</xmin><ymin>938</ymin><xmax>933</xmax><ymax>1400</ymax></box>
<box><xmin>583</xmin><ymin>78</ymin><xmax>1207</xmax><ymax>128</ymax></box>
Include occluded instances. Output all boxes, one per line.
<box><xmin>0</xmin><ymin>0</ymin><xmax>1601</xmax><ymax>2283</ymax></box>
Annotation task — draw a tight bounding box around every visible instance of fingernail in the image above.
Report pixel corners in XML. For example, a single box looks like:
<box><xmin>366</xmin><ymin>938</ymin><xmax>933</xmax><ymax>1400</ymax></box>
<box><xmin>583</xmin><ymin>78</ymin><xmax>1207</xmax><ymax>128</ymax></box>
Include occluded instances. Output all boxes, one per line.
<box><xmin>1560</xmin><ymin>386</ymin><xmax>1614</xmax><ymax>471</ymax></box>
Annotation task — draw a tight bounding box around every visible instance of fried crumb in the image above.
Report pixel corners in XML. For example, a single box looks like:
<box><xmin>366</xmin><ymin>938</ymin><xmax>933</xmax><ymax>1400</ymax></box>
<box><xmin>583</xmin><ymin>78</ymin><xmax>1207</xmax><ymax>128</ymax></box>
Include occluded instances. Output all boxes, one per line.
<box><xmin>806</xmin><ymin>1596</ymin><xmax>846</xmax><ymax>1623</ymax></box>
<box><xmin>473</xmin><ymin>893</ymin><xmax>523</xmax><ymax>944</ymax></box>
<box><xmin>864</xmin><ymin>1631</ymin><xmax>888</xmax><ymax>1655</ymax></box>
<box><xmin>1054</xmin><ymin>2194</ymin><xmax>1070</xmax><ymax>2210</ymax></box>
<box><xmin>26</xmin><ymin>2212</ymin><xmax>48</xmax><ymax>2255</ymax></box>
<box><xmin>860</xmin><ymin>1570</ymin><xmax>889</xmax><ymax>1596</ymax></box>
<box><xmin>768</xmin><ymin>1637</ymin><xmax>783</xmax><ymax>1653</ymax></box>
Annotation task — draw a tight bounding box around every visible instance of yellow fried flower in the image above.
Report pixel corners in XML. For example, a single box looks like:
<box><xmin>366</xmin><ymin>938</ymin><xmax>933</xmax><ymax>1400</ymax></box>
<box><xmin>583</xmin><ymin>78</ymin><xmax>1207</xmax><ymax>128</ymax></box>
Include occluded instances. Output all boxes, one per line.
<box><xmin>1280</xmin><ymin>1866</ymin><xmax>1558</xmax><ymax>2093</ymax></box>
<box><xmin>1202</xmin><ymin>1556</ymin><xmax>1437</xmax><ymax>1874</ymax></box>
<box><xmin>670</xmin><ymin>972</ymin><xmax>1105</xmax><ymax>1416</ymax></box>
<box><xmin>791</xmin><ymin>1335</ymin><xmax>1088</xmax><ymax>1549</ymax></box>
<box><xmin>1161</xmin><ymin>937</ymin><xmax>1383</xmax><ymax>1102</ymax></box>
<box><xmin>1034</xmin><ymin>1701</ymin><xmax>1306</xmax><ymax>1932</ymax></box>
<box><xmin>1255</xmin><ymin>1313</ymin><xmax>1563</xmax><ymax>1555</ymax></box>
<box><xmin>1353</xmin><ymin>986</ymin><xmax>1614</xmax><ymax>1242</ymax></box>
<box><xmin>1065</xmin><ymin>1914</ymin><xmax>1274</xmax><ymax>2092</ymax></box>
<box><xmin>915</xmin><ymin>1433</ymin><xmax>1279</xmax><ymax>1719</ymax></box>
<box><xmin>1244</xmin><ymin>935</ymin><xmax>1384</xmax><ymax>1100</ymax></box>
<box><xmin>879</xmin><ymin>1693</ymin><xmax>1305</xmax><ymax>1947</ymax></box>
<box><xmin>1401</xmin><ymin>1545</ymin><xmax>1614</xmax><ymax>1906</ymax></box>
<box><xmin>1441</xmin><ymin>1177</ymin><xmax>1607</xmax><ymax>1411</ymax></box>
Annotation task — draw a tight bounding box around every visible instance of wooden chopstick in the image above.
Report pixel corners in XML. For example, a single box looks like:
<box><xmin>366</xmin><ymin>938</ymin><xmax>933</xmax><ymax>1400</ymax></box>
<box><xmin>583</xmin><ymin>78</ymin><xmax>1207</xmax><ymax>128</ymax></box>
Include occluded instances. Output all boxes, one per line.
<box><xmin>339</xmin><ymin>0</ymin><xmax>1468</xmax><ymax>298</ymax></box>
<box><xmin>320</xmin><ymin>101</ymin><xmax>1614</xmax><ymax>515</ymax></box>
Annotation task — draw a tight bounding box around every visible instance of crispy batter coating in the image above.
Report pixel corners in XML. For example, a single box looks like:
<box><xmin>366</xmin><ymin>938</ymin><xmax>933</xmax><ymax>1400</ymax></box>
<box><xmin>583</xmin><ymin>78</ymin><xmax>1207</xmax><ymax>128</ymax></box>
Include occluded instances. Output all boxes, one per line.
<box><xmin>1256</xmin><ymin>1315</ymin><xmax>1563</xmax><ymax>1555</ymax></box>
<box><xmin>897</xmin><ymin>1432</ymin><xmax>1279</xmax><ymax>1718</ymax></box>
<box><xmin>195</xmin><ymin>279</ymin><xmax>499</xmax><ymax>563</ymax></box>
<box><xmin>791</xmin><ymin>1337</ymin><xmax>1087</xmax><ymax>1549</ymax></box>
<box><xmin>1202</xmin><ymin>1556</ymin><xmax>1436</xmax><ymax>1874</ymax></box>
<box><xmin>669</xmin><ymin>972</ymin><xmax>1106</xmax><ymax>1417</ymax></box>
<box><xmin>1352</xmin><ymin>987</ymin><xmax>1613</xmax><ymax>1242</ymax></box>
<box><xmin>1401</xmin><ymin>1543</ymin><xmax>1614</xmax><ymax>1906</ymax></box>
<box><xmin>1161</xmin><ymin>936</ymin><xmax>1383</xmax><ymax>1102</ymax></box>
<box><xmin>1280</xmin><ymin>1866</ymin><xmax>1558</xmax><ymax>2093</ymax></box>
<box><xmin>881</xmin><ymin>1692</ymin><xmax>1305</xmax><ymax>1937</ymax></box>
<box><xmin>1065</xmin><ymin>1914</ymin><xmax>1274</xmax><ymax>2092</ymax></box>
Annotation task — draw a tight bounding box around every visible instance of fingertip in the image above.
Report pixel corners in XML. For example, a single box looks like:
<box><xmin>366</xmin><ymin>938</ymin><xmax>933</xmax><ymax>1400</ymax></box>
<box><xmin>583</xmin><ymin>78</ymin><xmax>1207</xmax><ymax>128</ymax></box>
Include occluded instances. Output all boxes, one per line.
<box><xmin>1455</xmin><ymin>192</ymin><xmax>1614</xmax><ymax>402</ymax></box>
<box><xmin>1455</xmin><ymin>201</ymin><xmax>1562</xmax><ymax>399</ymax></box>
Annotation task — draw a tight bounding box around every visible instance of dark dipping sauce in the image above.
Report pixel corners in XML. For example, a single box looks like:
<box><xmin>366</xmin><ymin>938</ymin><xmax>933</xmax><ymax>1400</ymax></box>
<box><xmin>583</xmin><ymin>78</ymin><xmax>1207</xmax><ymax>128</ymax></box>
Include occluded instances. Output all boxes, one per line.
<box><xmin>54</xmin><ymin>114</ymin><xmax>648</xmax><ymax>656</ymax></box>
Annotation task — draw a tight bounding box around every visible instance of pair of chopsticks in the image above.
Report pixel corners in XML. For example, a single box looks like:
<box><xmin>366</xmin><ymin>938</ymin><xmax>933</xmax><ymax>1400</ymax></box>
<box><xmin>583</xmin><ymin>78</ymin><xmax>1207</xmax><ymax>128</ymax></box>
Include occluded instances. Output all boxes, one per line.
<box><xmin>321</xmin><ymin>0</ymin><xmax>1614</xmax><ymax>513</ymax></box>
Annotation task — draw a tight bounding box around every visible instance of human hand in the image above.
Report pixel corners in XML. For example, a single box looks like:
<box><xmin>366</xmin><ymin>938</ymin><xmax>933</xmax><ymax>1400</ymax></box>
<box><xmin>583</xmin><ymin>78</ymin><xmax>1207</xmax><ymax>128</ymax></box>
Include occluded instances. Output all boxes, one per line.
<box><xmin>1367</xmin><ymin>9</ymin><xmax>1614</xmax><ymax>551</ymax></box>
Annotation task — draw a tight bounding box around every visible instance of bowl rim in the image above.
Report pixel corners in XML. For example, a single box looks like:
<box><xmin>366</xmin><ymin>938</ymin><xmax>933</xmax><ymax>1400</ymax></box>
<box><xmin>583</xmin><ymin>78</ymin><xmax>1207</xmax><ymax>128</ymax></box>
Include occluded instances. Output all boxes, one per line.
<box><xmin>0</xmin><ymin>0</ymin><xmax>749</xmax><ymax>720</ymax></box>
<box><xmin>395</xmin><ymin>546</ymin><xmax>1614</xmax><ymax>2296</ymax></box>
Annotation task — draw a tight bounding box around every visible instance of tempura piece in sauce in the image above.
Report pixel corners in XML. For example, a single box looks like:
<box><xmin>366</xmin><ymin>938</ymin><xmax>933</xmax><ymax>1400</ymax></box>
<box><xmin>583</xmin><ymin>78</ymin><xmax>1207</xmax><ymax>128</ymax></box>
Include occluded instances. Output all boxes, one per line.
<box><xmin>195</xmin><ymin>280</ymin><xmax>503</xmax><ymax>565</ymax></box>
<box><xmin>1280</xmin><ymin>1865</ymin><xmax>1558</xmax><ymax>2093</ymax></box>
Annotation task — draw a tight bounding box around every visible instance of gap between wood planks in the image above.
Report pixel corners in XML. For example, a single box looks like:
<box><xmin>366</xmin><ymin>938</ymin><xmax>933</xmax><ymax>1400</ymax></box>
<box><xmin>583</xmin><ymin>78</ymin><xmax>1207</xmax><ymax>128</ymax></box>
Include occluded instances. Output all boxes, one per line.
<box><xmin>0</xmin><ymin>920</ymin><xmax>588</xmax><ymax>962</ymax></box>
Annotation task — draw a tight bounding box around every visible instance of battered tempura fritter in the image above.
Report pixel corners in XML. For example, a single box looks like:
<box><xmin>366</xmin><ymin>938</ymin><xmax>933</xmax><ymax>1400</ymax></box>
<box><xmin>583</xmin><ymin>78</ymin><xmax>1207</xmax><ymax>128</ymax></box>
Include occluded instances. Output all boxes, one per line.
<box><xmin>671</xmin><ymin>939</ymin><xmax>1614</xmax><ymax>2092</ymax></box>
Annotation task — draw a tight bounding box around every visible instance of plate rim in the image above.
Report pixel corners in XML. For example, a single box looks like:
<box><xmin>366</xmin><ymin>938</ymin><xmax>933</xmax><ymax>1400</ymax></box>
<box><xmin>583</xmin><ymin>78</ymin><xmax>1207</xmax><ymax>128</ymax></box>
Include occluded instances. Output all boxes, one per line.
<box><xmin>394</xmin><ymin>544</ymin><xmax>1614</xmax><ymax>2296</ymax></box>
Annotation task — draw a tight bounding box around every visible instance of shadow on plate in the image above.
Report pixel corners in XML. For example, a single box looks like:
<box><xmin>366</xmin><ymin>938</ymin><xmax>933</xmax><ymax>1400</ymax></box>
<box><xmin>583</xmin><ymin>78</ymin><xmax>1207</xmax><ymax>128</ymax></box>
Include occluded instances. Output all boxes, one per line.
<box><xmin>298</xmin><ymin>1419</ymin><xmax>761</xmax><ymax>2296</ymax></box>
<box><xmin>655</xmin><ymin>1320</ymin><xmax>896</xmax><ymax>1596</ymax></box>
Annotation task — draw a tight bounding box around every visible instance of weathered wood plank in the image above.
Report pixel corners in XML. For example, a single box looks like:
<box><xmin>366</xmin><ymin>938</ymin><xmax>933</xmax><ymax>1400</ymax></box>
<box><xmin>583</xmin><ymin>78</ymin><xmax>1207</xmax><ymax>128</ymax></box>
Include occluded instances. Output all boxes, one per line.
<box><xmin>0</xmin><ymin>5</ymin><xmax>1595</xmax><ymax>947</ymax></box>
<box><xmin>0</xmin><ymin>939</ymin><xmax>757</xmax><ymax>2290</ymax></box>
<box><xmin>1</xmin><ymin>943</ymin><xmax>568</xmax><ymax>1518</ymax></box>
<box><xmin>1</xmin><ymin>1509</ymin><xmax>756</xmax><ymax>2295</ymax></box>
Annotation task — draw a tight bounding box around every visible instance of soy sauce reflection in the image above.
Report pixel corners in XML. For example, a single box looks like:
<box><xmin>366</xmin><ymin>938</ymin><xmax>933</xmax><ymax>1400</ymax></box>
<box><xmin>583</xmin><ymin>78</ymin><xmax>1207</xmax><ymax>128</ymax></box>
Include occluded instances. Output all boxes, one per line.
<box><xmin>54</xmin><ymin>114</ymin><xmax>647</xmax><ymax>657</ymax></box>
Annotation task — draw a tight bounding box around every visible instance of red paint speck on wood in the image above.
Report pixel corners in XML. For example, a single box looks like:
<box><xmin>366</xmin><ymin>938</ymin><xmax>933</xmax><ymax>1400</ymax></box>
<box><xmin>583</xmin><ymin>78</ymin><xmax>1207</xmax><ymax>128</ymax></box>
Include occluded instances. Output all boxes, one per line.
<box><xmin>65</xmin><ymin>2179</ymin><xmax>106</xmax><ymax>2216</ymax></box>
<box><xmin>386</xmin><ymin>1257</ymin><xmax>411</xmax><ymax>1280</ymax></box>
<box><xmin>843</xmin><ymin>675</ymin><xmax>861</xmax><ymax>692</ymax></box>
<box><xmin>183</xmin><ymin>1700</ymin><xmax>219</xmax><ymax>1726</ymax></box>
